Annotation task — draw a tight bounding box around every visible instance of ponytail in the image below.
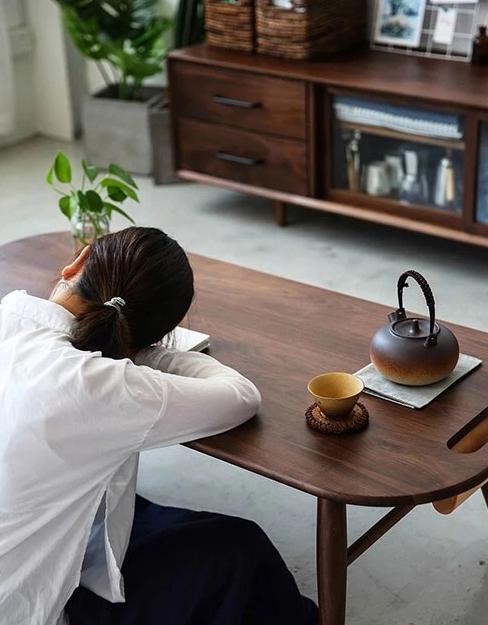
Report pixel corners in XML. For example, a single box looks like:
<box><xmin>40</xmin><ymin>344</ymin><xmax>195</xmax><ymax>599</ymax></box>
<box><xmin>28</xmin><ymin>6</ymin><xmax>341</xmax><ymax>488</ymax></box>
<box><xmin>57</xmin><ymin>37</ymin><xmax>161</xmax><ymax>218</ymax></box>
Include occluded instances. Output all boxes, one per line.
<box><xmin>71</xmin><ymin>303</ymin><xmax>131</xmax><ymax>359</ymax></box>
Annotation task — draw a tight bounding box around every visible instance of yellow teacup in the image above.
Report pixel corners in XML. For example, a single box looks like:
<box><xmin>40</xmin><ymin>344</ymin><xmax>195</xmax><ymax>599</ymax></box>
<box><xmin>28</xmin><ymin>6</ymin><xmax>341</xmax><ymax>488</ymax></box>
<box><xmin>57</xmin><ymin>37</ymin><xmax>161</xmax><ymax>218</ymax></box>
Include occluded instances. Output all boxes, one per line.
<box><xmin>307</xmin><ymin>372</ymin><xmax>364</xmax><ymax>419</ymax></box>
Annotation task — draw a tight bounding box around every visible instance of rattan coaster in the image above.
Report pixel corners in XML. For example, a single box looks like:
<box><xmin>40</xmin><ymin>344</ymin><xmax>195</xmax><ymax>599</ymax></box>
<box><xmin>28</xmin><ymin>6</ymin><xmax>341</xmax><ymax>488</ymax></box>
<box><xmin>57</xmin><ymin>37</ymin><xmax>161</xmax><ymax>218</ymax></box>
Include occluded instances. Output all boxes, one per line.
<box><xmin>305</xmin><ymin>402</ymin><xmax>369</xmax><ymax>435</ymax></box>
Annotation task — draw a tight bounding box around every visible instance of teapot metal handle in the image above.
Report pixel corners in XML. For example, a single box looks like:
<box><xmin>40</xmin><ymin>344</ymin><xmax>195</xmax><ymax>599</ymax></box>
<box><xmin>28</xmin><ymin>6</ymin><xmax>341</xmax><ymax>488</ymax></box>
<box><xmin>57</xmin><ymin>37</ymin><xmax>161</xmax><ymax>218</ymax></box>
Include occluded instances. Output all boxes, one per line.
<box><xmin>396</xmin><ymin>270</ymin><xmax>437</xmax><ymax>346</ymax></box>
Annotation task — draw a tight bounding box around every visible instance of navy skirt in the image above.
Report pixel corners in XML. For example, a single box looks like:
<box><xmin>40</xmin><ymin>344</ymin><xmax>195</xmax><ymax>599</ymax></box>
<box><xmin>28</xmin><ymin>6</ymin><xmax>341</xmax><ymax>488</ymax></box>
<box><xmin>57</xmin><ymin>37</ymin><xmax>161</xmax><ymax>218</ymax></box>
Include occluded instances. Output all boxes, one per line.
<box><xmin>66</xmin><ymin>495</ymin><xmax>318</xmax><ymax>625</ymax></box>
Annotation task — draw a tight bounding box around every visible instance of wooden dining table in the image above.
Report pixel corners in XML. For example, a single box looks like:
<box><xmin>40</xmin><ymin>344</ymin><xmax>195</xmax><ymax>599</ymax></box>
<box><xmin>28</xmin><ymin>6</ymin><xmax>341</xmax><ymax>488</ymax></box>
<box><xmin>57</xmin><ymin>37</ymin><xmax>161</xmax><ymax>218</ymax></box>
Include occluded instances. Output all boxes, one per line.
<box><xmin>1</xmin><ymin>231</ymin><xmax>488</xmax><ymax>625</ymax></box>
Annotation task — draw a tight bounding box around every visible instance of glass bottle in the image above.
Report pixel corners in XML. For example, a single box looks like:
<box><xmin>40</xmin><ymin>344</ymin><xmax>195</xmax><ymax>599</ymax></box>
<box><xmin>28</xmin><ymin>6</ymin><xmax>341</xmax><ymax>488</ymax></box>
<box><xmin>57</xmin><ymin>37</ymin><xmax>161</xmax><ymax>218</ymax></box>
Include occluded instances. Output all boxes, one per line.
<box><xmin>472</xmin><ymin>25</ymin><xmax>488</xmax><ymax>67</ymax></box>
<box><xmin>70</xmin><ymin>211</ymin><xmax>110</xmax><ymax>252</ymax></box>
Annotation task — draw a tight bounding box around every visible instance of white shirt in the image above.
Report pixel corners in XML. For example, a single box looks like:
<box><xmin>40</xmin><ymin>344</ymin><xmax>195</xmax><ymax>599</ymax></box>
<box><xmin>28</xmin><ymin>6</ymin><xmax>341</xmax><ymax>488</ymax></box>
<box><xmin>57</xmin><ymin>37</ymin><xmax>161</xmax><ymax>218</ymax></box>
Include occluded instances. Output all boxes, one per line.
<box><xmin>0</xmin><ymin>291</ymin><xmax>261</xmax><ymax>625</ymax></box>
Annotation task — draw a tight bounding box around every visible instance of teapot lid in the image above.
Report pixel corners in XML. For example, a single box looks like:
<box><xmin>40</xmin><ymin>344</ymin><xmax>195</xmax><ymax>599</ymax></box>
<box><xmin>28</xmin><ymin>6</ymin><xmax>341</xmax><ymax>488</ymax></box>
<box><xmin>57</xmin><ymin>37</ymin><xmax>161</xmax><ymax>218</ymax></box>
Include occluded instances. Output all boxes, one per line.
<box><xmin>391</xmin><ymin>318</ymin><xmax>440</xmax><ymax>340</ymax></box>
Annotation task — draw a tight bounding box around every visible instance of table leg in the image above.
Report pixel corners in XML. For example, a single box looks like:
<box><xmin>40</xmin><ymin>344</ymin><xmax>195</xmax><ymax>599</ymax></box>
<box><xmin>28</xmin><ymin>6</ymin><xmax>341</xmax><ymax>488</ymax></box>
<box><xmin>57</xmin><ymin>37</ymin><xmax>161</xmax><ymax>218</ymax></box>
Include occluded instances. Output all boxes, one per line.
<box><xmin>274</xmin><ymin>200</ymin><xmax>287</xmax><ymax>227</ymax></box>
<box><xmin>317</xmin><ymin>498</ymin><xmax>348</xmax><ymax>625</ymax></box>
<box><xmin>482</xmin><ymin>483</ymin><xmax>488</xmax><ymax>510</ymax></box>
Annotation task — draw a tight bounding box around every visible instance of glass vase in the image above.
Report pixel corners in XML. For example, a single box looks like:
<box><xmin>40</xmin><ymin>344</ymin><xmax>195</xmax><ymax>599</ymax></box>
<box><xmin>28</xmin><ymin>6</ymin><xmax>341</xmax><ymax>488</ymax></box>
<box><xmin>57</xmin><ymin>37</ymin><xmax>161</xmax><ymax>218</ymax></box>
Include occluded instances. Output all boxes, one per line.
<box><xmin>71</xmin><ymin>211</ymin><xmax>110</xmax><ymax>253</ymax></box>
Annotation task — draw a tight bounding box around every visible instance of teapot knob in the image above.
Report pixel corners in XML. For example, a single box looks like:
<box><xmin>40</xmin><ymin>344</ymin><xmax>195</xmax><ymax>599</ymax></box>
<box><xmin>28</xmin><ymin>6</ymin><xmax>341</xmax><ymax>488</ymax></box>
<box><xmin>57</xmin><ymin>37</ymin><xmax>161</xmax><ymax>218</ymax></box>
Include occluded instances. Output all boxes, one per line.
<box><xmin>409</xmin><ymin>319</ymin><xmax>421</xmax><ymax>335</ymax></box>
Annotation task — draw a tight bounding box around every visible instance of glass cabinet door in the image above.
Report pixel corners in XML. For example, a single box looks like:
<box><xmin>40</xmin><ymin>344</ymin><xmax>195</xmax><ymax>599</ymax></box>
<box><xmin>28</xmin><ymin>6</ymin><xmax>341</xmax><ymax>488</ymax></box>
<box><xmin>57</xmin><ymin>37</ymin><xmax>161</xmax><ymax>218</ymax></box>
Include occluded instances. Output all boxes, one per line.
<box><xmin>331</xmin><ymin>95</ymin><xmax>465</xmax><ymax>214</ymax></box>
<box><xmin>476</xmin><ymin>122</ymin><xmax>488</xmax><ymax>224</ymax></box>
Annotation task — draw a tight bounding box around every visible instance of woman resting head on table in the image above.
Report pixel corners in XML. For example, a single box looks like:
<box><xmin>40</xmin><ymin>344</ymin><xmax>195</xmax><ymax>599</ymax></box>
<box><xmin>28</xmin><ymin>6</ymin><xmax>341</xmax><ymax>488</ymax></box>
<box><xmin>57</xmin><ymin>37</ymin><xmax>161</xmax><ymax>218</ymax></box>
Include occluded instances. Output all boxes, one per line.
<box><xmin>0</xmin><ymin>227</ymin><xmax>317</xmax><ymax>625</ymax></box>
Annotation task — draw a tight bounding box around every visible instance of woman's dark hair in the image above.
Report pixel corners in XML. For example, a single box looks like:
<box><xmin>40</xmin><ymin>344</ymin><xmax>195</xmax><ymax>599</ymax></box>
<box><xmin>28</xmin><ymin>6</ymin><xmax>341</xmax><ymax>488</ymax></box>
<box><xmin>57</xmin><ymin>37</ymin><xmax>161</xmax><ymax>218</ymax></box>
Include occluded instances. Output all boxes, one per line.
<box><xmin>71</xmin><ymin>227</ymin><xmax>194</xmax><ymax>359</ymax></box>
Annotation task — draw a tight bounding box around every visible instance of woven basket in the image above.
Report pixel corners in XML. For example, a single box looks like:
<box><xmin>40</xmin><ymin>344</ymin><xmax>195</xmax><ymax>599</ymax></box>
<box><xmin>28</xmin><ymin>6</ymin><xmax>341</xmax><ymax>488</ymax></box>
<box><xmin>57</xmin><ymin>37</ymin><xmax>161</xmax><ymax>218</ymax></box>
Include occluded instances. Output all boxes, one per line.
<box><xmin>256</xmin><ymin>0</ymin><xmax>366</xmax><ymax>60</ymax></box>
<box><xmin>205</xmin><ymin>0</ymin><xmax>255</xmax><ymax>53</ymax></box>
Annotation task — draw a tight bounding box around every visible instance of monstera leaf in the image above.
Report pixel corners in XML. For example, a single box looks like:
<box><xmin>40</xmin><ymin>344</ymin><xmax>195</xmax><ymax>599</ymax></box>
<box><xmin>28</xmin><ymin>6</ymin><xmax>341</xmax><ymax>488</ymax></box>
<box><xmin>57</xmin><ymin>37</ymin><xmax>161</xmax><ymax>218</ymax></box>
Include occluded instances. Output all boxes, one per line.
<box><xmin>53</xmin><ymin>0</ymin><xmax>172</xmax><ymax>100</ymax></box>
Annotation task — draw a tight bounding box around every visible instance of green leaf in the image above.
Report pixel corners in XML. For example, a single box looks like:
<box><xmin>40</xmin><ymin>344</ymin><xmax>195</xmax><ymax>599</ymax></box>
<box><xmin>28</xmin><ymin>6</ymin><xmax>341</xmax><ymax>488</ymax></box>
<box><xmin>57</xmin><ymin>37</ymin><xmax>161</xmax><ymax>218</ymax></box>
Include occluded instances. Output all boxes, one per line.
<box><xmin>107</xmin><ymin>186</ymin><xmax>127</xmax><ymax>203</ymax></box>
<box><xmin>85</xmin><ymin>190</ymin><xmax>104</xmax><ymax>212</ymax></box>
<box><xmin>54</xmin><ymin>151</ymin><xmax>72</xmax><ymax>183</ymax></box>
<box><xmin>46</xmin><ymin>166</ymin><xmax>54</xmax><ymax>185</ymax></box>
<box><xmin>110</xmin><ymin>204</ymin><xmax>136</xmax><ymax>225</ymax></box>
<box><xmin>100</xmin><ymin>178</ymin><xmax>139</xmax><ymax>202</ymax></box>
<box><xmin>82</xmin><ymin>159</ymin><xmax>99</xmax><ymax>183</ymax></box>
<box><xmin>59</xmin><ymin>196</ymin><xmax>73</xmax><ymax>219</ymax></box>
<box><xmin>108</xmin><ymin>163</ymin><xmax>138</xmax><ymax>189</ymax></box>
<box><xmin>55</xmin><ymin>0</ymin><xmax>176</xmax><ymax>99</ymax></box>
<box><xmin>77</xmin><ymin>190</ymin><xmax>90</xmax><ymax>212</ymax></box>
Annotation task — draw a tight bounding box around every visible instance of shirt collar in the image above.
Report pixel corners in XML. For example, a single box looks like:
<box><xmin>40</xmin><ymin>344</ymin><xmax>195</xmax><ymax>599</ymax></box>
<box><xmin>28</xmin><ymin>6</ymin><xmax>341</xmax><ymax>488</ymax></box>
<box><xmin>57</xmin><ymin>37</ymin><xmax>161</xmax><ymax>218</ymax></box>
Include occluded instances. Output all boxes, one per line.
<box><xmin>1</xmin><ymin>290</ymin><xmax>75</xmax><ymax>335</ymax></box>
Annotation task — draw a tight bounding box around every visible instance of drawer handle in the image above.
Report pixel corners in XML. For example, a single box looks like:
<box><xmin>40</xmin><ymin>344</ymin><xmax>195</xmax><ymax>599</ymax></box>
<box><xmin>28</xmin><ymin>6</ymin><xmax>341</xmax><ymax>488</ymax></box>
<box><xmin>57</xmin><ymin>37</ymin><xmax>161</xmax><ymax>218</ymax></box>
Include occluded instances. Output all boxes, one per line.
<box><xmin>215</xmin><ymin>151</ymin><xmax>263</xmax><ymax>166</ymax></box>
<box><xmin>213</xmin><ymin>95</ymin><xmax>262</xmax><ymax>109</ymax></box>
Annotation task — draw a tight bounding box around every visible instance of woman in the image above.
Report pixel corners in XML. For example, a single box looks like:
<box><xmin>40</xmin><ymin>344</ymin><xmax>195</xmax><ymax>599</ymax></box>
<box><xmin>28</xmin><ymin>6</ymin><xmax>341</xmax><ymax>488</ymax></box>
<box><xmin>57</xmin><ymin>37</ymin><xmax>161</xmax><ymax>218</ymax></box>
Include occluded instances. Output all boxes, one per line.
<box><xmin>0</xmin><ymin>227</ymin><xmax>317</xmax><ymax>625</ymax></box>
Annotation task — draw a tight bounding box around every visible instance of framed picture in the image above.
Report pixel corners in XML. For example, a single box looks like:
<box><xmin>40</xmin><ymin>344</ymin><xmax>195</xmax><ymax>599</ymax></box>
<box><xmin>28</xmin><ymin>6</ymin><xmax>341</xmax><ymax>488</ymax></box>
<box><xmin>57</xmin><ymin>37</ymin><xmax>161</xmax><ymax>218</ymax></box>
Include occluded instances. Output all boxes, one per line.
<box><xmin>374</xmin><ymin>0</ymin><xmax>427</xmax><ymax>48</ymax></box>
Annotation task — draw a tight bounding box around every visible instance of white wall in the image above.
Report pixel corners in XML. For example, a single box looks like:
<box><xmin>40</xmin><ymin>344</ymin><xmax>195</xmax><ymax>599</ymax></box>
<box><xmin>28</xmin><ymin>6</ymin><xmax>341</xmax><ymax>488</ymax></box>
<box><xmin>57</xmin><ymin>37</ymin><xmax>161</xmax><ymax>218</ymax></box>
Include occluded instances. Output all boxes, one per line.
<box><xmin>0</xmin><ymin>0</ymin><xmax>74</xmax><ymax>145</ymax></box>
<box><xmin>26</xmin><ymin>0</ymin><xmax>74</xmax><ymax>140</ymax></box>
<box><xmin>64</xmin><ymin>33</ymin><xmax>87</xmax><ymax>137</ymax></box>
<box><xmin>0</xmin><ymin>0</ymin><xmax>35</xmax><ymax>147</ymax></box>
<box><xmin>478</xmin><ymin>1</ymin><xmax>488</xmax><ymax>22</ymax></box>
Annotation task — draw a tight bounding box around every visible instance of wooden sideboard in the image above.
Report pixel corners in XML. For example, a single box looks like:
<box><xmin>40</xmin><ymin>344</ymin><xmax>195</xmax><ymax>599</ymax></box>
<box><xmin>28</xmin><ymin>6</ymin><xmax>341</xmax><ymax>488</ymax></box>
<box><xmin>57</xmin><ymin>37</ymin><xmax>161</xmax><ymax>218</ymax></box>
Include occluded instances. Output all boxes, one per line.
<box><xmin>168</xmin><ymin>44</ymin><xmax>488</xmax><ymax>247</ymax></box>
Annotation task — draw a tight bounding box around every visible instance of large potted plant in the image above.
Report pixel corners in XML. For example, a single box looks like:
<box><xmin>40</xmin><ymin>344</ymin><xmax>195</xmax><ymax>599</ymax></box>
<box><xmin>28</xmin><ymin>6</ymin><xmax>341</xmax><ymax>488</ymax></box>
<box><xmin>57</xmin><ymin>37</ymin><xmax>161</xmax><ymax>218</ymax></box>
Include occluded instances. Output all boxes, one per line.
<box><xmin>53</xmin><ymin>0</ymin><xmax>172</xmax><ymax>175</ymax></box>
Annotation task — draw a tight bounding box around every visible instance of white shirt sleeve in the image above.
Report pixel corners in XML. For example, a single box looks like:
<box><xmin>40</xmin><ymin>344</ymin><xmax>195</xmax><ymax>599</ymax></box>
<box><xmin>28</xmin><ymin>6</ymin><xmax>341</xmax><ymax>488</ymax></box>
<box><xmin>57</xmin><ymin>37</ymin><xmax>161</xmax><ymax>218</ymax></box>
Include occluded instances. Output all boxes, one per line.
<box><xmin>134</xmin><ymin>347</ymin><xmax>261</xmax><ymax>450</ymax></box>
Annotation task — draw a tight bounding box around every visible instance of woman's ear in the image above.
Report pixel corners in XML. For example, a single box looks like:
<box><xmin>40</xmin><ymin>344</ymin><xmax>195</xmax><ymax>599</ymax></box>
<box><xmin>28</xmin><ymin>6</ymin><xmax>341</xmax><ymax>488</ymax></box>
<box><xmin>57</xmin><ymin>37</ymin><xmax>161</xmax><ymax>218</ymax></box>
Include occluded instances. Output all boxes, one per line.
<box><xmin>62</xmin><ymin>245</ymin><xmax>91</xmax><ymax>281</ymax></box>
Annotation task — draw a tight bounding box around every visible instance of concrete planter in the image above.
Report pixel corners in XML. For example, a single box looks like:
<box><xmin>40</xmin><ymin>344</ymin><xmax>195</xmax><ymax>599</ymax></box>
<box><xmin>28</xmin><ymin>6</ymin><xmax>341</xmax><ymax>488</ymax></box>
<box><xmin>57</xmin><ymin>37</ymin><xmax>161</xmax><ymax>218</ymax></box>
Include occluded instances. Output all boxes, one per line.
<box><xmin>82</xmin><ymin>86</ymin><xmax>161</xmax><ymax>175</ymax></box>
<box><xmin>149</xmin><ymin>89</ymin><xmax>179</xmax><ymax>185</ymax></box>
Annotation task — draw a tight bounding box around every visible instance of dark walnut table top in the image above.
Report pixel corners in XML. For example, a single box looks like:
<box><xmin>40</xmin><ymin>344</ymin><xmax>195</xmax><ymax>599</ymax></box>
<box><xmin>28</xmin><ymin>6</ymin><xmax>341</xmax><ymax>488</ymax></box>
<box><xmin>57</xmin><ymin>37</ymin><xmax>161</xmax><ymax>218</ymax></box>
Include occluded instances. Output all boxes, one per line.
<box><xmin>1</xmin><ymin>232</ymin><xmax>488</xmax><ymax>507</ymax></box>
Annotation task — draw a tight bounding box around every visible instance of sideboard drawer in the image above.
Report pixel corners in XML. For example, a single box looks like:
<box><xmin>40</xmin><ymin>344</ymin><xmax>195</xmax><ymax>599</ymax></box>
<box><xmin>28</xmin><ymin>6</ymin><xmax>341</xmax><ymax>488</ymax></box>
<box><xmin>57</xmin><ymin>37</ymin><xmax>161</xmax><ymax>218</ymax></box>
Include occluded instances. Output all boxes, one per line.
<box><xmin>171</xmin><ymin>61</ymin><xmax>307</xmax><ymax>140</ymax></box>
<box><xmin>178</xmin><ymin>118</ymin><xmax>308</xmax><ymax>195</ymax></box>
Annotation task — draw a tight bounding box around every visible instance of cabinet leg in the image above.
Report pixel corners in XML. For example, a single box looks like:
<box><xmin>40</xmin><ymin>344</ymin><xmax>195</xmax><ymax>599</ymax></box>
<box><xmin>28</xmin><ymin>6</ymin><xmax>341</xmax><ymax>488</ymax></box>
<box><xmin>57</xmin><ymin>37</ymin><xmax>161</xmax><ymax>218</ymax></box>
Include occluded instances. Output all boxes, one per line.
<box><xmin>274</xmin><ymin>200</ymin><xmax>287</xmax><ymax>227</ymax></box>
<box><xmin>482</xmin><ymin>483</ymin><xmax>488</xmax><ymax>510</ymax></box>
<box><xmin>317</xmin><ymin>498</ymin><xmax>348</xmax><ymax>625</ymax></box>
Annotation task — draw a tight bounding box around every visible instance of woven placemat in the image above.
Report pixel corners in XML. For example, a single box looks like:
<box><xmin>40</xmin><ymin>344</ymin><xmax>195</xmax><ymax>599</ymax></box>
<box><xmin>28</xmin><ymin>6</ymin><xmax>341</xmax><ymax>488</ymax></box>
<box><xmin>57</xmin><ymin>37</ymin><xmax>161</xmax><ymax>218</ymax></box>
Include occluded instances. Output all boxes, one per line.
<box><xmin>305</xmin><ymin>402</ymin><xmax>369</xmax><ymax>435</ymax></box>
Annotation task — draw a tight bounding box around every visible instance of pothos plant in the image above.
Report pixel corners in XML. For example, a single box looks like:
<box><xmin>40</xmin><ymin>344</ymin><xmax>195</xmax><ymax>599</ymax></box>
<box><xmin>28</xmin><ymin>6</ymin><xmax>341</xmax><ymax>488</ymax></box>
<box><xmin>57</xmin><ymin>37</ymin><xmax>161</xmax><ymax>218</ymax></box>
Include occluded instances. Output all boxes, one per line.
<box><xmin>46</xmin><ymin>152</ymin><xmax>137</xmax><ymax>247</ymax></box>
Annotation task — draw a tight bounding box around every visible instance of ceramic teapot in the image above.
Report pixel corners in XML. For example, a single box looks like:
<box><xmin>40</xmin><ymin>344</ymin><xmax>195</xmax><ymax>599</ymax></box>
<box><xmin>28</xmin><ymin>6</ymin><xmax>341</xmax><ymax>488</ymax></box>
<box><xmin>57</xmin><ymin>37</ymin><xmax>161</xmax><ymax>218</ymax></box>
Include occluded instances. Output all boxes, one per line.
<box><xmin>370</xmin><ymin>270</ymin><xmax>459</xmax><ymax>386</ymax></box>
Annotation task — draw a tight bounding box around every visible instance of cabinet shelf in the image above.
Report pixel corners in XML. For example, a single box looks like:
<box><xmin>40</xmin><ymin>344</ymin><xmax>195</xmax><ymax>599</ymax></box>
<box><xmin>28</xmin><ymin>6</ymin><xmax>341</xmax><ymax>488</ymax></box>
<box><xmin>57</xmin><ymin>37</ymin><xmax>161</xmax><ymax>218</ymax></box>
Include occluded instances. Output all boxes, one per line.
<box><xmin>328</xmin><ymin>189</ymin><xmax>463</xmax><ymax>224</ymax></box>
<box><xmin>169</xmin><ymin>44</ymin><xmax>488</xmax><ymax>246</ymax></box>
<box><xmin>339</xmin><ymin>121</ymin><xmax>465</xmax><ymax>151</ymax></box>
